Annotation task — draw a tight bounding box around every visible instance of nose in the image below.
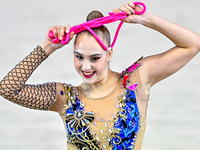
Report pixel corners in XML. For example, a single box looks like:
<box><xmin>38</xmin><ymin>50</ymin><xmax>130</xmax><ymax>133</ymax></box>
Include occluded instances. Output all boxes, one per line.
<box><xmin>82</xmin><ymin>59</ymin><xmax>92</xmax><ymax>70</ymax></box>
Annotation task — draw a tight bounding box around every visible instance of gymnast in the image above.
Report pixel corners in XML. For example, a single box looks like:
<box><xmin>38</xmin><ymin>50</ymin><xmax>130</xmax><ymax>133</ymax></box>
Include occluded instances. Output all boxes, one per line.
<box><xmin>0</xmin><ymin>1</ymin><xmax>199</xmax><ymax>150</ymax></box>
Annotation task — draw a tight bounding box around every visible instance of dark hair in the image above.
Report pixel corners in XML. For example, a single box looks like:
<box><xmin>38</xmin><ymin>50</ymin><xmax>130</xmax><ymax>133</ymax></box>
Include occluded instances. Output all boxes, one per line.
<box><xmin>74</xmin><ymin>10</ymin><xmax>111</xmax><ymax>47</ymax></box>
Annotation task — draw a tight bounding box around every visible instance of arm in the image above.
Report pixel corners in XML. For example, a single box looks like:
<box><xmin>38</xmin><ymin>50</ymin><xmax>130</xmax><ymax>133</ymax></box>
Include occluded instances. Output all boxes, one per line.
<box><xmin>115</xmin><ymin>2</ymin><xmax>200</xmax><ymax>94</ymax></box>
<box><xmin>0</xmin><ymin>26</ymin><xmax>73</xmax><ymax>113</ymax></box>
<box><xmin>140</xmin><ymin>13</ymin><xmax>200</xmax><ymax>87</ymax></box>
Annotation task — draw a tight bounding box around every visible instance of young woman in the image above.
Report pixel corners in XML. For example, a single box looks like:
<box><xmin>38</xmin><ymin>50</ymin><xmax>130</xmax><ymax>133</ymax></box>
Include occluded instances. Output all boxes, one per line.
<box><xmin>0</xmin><ymin>1</ymin><xmax>199</xmax><ymax>150</ymax></box>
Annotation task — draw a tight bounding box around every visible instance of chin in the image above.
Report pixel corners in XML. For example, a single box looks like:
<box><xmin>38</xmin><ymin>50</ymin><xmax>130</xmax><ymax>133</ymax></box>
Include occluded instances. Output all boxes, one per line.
<box><xmin>80</xmin><ymin>74</ymin><xmax>97</xmax><ymax>85</ymax></box>
<box><xmin>82</xmin><ymin>78</ymin><xmax>97</xmax><ymax>85</ymax></box>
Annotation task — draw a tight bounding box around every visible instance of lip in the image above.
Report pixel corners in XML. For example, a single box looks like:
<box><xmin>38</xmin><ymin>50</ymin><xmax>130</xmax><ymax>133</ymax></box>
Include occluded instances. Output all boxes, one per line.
<box><xmin>81</xmin><ymin>70</ymin><xmax>95</xmax><ymax>78</ymax></box>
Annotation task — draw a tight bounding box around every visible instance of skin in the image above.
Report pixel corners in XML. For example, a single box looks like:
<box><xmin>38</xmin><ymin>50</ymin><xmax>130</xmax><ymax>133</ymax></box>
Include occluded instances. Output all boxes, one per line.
<box><xmin>0</xmin><ymin>2</ymin><xmax>199</xmax><ymax>150</ymax></box>
<box><xmin>73</xmin><ymin>34</ymin><xmax>121</xmax><ymax>98</ymax></box>
<box><xmin>39</xmin><ymin>1</ymin><xmax>200</xmax><ymax>116</ymax></box>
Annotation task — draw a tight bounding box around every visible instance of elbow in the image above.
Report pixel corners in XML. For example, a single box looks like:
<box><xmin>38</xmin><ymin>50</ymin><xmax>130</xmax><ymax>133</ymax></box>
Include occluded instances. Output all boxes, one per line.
<box><xmin>0</xmin><ymin>80</ymin><xmax>4</xmax><ymax>96</ymax></box>
<box><xmin>0</xmin><ymin>80</ymin><xmax>8</xmax><ymax>98</ymax></box>
<box><xmin>0</xmin><ymin>79</ymin><xmax>15</xmax><ymax>98</ymax></box>
<box><xmin>194</xmin><ymin>34</ymin><xmax>200</xmax><ymax>52</ymax></box>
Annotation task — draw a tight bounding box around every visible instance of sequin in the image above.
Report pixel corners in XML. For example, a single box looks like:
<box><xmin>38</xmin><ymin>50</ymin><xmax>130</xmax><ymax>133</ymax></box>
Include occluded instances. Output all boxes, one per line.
<box><xmin>100</xmin><ymin>129</ymin><xmax>104</xmax><ymax>133</ymax></box>
<box><xmin>60</xmin><ymin>91</ymin><xmax>64</xmax><ymax>95</ymax></box>
<box><xmin>122</xmin><ymin>75</ymin><xmax>129</xmax><ymax>87</ymax></box>
<box><xmin>126</xmin><ymin>83</ymin><xmax>138</xmax><ymax>91</ymax></box>
<box><xmin>127</xmin><ymin>63</ymin><xmax>141</xmax><ymax>73</ymax></box>
<box><xmin>63</xmin><ymin>62</ymin><xmax>142</xmax><ymax>149</ymax></box>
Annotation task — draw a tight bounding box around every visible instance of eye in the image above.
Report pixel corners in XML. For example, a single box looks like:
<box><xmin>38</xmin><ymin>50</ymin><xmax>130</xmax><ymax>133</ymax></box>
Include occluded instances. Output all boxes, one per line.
<box><xmin>76</xmin><ymin>55</ymin><xmax>83</xmax><ymax>60</ymax></box>
<box><xmin>91</xmin><ymin>57</ymin><xmax>100</xmax><ymax>61</ymax></box>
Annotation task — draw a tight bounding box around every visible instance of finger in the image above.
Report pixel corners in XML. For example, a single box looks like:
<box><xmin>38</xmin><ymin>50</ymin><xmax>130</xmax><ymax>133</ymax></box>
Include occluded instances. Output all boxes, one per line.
<box><xmin>47</xmin><ymin>26</ymin><xmax>54</xmax><ymax>38</ymax></box>
<box><xmin>69</xmin><ymin>32</ymin><xmax>74</xmax><ymax>42</ymax></box>
<box><xmin>112</xmin><ymin>8</ymin><xmax>121</xmax><ymax>14</ymax></box>
<box><xmin>57</xmin><ymin>26</ymin><xmax>61</xmax><ymax>40</ymax></box>
<box><xmin>59</xmin><ymin>26</ymin><xmax>66</xmax><ymax>40</ymax></box>
<box><xmin>119</xmin><ymin>6</ymin><xmax>131</xmax><ymax>15</ymax></box>
<box><xmin>128</xmin><ymin>1</ymin><xmax>135</xmax><ymax>9</ymax></box>
<box><xmin>124</xmin><ymin>4</ymin><xmax>135</xmax><ymax>14</ymax></box>
<box><xmin>52</xmin><ymin>26</ymin><xmax>58</xmax><ymax>38</ymax></box>
<box><xmin>65</xmin><ymin>25</ymin><xmax>71</xmax><ymax>33</ymax></box>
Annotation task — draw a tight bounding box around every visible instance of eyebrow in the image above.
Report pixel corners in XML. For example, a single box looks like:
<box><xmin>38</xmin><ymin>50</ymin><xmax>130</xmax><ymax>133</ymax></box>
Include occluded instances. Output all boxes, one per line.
<box><xmin>74</xmin><ymin>52</ymin><xmax>102</xmax><ymax>57</ymax></box>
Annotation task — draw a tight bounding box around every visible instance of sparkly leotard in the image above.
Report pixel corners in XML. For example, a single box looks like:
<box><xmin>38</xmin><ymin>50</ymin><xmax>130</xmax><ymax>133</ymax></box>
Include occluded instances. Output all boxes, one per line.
<box><xmin>62</xmin><ymin>61</ymin><xmax>146</xmax><ymax>150</ymax></box>
<box><xmin>0</xmin><ymin>46</ymin><xmax>147</xmax><ymax>150</ymax></box>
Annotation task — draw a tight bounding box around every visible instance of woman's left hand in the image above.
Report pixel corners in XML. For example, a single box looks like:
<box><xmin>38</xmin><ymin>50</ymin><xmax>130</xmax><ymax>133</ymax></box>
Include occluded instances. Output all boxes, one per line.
<box><xmin>113</xmin><ymin>1</ymin><xmax>146</xmax><ymax>24</ymax></box>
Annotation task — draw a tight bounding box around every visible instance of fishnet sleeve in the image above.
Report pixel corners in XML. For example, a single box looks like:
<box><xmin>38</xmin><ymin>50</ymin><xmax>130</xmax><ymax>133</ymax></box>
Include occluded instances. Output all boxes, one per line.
<box><xmin>0</xmin><ymin>45</ymin><xmax>57</xmax><ymax>110</ymax></box>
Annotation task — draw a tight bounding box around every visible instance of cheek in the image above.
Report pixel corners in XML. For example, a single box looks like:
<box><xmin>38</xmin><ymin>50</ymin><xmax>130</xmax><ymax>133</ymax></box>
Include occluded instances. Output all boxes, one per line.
<box><xmin>74</xmin><ymin>58</ymin><xmax>81</xmax><ymax>71</ymax></box>
<box><xmin>96</xmin><ymin>58</ymin><xmax>108</xmax><ymax>72</ymax></box>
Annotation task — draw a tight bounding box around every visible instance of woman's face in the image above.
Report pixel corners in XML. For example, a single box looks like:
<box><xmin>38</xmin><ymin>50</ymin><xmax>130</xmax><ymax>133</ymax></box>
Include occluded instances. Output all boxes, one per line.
<box><xmin>74</xmin><ymin>34</ymin><xmax>111</xmax><ymax>85</ymax></box>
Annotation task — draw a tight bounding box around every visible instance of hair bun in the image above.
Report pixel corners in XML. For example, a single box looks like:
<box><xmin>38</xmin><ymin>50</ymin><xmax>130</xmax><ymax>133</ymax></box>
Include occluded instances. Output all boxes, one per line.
<box><xmin>86</xmin><ymin>10</ymin><xmax>104</xmax><ymax>21</ymax></box>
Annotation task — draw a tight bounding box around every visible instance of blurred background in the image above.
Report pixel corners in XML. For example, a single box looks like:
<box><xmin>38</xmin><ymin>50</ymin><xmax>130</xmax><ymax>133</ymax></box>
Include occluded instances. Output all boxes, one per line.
<box><xmin>0</xmin><ymin>0</ymin><xmax>200</xmax><ymax>149</ymax></box>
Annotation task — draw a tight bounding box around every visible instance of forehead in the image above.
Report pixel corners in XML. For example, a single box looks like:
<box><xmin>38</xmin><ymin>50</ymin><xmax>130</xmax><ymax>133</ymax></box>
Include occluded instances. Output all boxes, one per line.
<box><xmin>74</xmin><ymin>34</ymin><xmax>106</xmax><ymax>55</ymax></box>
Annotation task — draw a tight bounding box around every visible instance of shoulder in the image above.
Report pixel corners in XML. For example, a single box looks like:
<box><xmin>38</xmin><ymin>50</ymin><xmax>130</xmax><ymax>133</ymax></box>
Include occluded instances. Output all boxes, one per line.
<box><xmin>120</xmin><ymin>56</ymin><xmax>143</xmax><ymax>78</ymax></box>
<box><xmin>49</xmin><ymin>83</ymin><xmax>77</xmax><ymax>114</ymax></box>
<box><xmin>120</xmin><ymin>57</ymin><xmax>142</xmax><ymax>90</ymax></box>
<box><xmin>120</xmin><ymin>56</ymin><xmax>150</xmax><ymax>97</ymax></box>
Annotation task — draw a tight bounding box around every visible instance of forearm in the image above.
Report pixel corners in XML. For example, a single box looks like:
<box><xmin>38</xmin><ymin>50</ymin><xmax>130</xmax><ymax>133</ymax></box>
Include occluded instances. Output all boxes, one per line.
<box><xmin>0</xmin><ymin>45</ymin><xmax>48</xmax><ymax>95</ymax></box>
<box><xmin>0</xmin><ymin>45</ymin><xmax>56</xmax><ymax>110</ymax></box>
<box><xmin>141</xmin><ymin>12</ymin><xmax>200</xmax><ymax>50</ymax></box>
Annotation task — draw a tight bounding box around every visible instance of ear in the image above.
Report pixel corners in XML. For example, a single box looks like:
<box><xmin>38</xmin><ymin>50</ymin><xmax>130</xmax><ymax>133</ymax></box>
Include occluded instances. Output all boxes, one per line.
<box><xmin>107</xmin><ymin>48</ymin><xmax>113</xmax><ymax>61</ymax></box>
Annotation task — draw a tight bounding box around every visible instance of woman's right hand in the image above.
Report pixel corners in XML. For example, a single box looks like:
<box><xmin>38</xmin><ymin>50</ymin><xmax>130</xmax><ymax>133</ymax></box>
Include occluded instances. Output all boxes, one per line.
<box><xmin>113</xmin><ymin>1</ymin><xmax>147</xmax><ymax>24</ymax></box>
<box><xmin>40</xmin><ymin>25</ymin><xmax>74</xmax><ymax>55</ymax></box>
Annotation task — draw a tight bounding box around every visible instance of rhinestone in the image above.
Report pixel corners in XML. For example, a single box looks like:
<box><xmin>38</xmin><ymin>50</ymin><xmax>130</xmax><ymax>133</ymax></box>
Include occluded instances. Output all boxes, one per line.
<box><xmin>103</xmin><ymin>145</ymin><xmax>106</xmax><ymax>148</ymax></box>
<box><xmin>96</xmin><ymin>137</ymin><xmax>99</xmax><ymax>140</ymax></box>
<box><xmin>109</xmin><ymin>129</ymin><xmax>112</xmax><ymax>132</ymax></box>
<box><xmin>105</xmin><ymin>123</ymin><xmax>108</xmax><ymax>126</ymax></box>
<box><xmin>100</xmin><ymin>129</ymin><xmax>103</xmax><ymax>133</ymax></box>
<box><xmin>94</xmin><ymin>122</ymin><xmax>97</xmax><ymax>125</ymax></box>
<box><xmin>81</xmin><ymin>120</ymin><xmax>86</xmax><ymax>126</ymax></box>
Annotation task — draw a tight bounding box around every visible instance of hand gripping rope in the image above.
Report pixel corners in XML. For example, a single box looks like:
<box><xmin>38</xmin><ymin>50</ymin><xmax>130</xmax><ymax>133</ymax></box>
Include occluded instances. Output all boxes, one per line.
<box><xmin>48</xmin><ymin>2</ymin><xmax>146</xmax><ymax>50</ymax></box>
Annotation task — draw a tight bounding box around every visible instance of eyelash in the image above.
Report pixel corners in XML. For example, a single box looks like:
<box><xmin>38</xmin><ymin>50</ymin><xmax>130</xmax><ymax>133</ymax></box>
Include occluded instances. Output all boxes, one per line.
<box><xmin>91</xmin><ymin>57</ymin><xmax>100</xmax><ymax>61</ymax></box>
<box><xmin>76</xmin><ymin>55</ymin><xmax>83</xmax><ymax>60</ymax></box>
<box><xmin>75</xmin><ymin>55</ymin><xmax>100</xmax><ymax>61</ymax></box>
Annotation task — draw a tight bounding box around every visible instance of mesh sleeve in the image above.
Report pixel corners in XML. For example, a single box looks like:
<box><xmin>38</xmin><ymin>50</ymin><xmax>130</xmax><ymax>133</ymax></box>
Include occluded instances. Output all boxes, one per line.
<box><xmin>0</xmin><ymin>45</ymin><xmax>57</xmax><ymax>110</ymax></box>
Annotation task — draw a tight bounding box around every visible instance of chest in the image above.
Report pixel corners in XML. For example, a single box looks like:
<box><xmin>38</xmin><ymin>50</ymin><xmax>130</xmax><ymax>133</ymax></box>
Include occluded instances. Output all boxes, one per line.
<box><xmin>63</xmin><ymin>84</ymin><xmax>141</xmax><ymax>150</ymax></box>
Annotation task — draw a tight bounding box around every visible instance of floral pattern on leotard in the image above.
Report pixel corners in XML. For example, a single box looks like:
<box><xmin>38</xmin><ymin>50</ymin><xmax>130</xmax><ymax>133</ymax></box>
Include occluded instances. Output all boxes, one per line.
<box><xmin>63</xmin><ymin>62</ymin><xmax>142</xmax><ymax>150</ymax></box>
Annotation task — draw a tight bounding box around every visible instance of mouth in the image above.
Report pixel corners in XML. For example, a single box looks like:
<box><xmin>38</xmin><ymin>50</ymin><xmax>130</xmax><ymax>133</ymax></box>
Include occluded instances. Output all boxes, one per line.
<box><xmin>81</xmin><ymin>70</ymin><xmax>96</xmax><ymax>78</ymax></box>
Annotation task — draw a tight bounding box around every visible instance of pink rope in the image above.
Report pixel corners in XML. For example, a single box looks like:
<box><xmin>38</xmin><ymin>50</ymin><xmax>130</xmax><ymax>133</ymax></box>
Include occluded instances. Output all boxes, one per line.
<box><xmin>48</xmin><ymin>2</ymin><xmax>146</xmax><ymax>50</ymax></box>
